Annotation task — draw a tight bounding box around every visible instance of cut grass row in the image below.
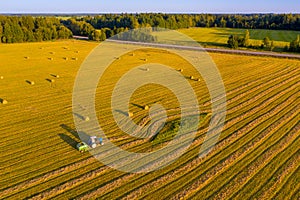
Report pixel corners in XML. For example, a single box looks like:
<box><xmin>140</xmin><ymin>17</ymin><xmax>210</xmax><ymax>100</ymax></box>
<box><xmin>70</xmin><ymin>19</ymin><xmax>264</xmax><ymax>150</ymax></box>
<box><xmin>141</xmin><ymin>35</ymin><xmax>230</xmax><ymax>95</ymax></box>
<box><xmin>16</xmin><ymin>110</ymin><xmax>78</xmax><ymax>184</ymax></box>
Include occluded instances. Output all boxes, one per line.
<box><xmin>1</xmin><ymin>41</ymin><xmax>299</xmax><ymax>199</ymax></box>
<box><xmin>52</xmin><ymin>69</ymin><xmax>300</xmax><ymax>198</ymax></box>
<box><xmin>132</xmin><ymin>92</ymin><xmax>299</xmax><ymax>200</ymax></box>
<box><xmin>25</xmin><ymin>66</ymin><xmax>300</xmax><ymax>198</ymax></box>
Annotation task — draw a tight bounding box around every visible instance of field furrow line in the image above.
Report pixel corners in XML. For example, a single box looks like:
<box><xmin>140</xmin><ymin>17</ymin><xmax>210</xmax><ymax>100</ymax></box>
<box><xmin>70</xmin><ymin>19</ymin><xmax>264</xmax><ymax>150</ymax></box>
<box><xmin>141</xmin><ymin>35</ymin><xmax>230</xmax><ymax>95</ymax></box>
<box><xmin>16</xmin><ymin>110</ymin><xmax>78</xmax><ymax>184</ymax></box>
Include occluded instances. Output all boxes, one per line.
<box><xmin>252</xmin><ymin>149</ymin><xmax>300</xmax><ymax>200</ymax></box>
<box><xmin>0</xmin><ymin>156</ymin><xmax>98</xmax><ymax>197</ymax></box>
<box><xmin>116</xmin><ymin>91</ymin><xmax>298</xmax><ymax>199</ymax></box>
<box><xmin>2</xmin><ymin>65</ymin><xmax>298</xmax><ymax>198</ymax></box>
<box><xmin>209</xmin><ymin>122</ymin><xmax>300</xmax><ymax>200</ymax></box>
<box><xmin>203</xmin><ymin>66</ymin><xmax>298</xmax><ymax>107</ymax></box>
<box><xmin>271</xmin><ymin>165</ymin><xmax>300</xmax><ymax>200</ymax></box>
<box><xmin>162</xmin><ymin>103</ymin><xmax>299</xmax><ymax>200</ymax></box>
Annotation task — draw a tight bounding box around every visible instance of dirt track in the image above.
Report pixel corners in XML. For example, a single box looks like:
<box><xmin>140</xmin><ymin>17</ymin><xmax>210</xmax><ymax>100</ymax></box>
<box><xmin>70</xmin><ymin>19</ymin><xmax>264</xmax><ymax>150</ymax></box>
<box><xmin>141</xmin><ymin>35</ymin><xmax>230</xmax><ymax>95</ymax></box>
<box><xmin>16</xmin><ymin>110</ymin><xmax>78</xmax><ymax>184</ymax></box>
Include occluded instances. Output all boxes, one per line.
<box><xmin>107</xmin><ymin>39</ymin><xmax>300</xmax><ymax>60</ymax></box>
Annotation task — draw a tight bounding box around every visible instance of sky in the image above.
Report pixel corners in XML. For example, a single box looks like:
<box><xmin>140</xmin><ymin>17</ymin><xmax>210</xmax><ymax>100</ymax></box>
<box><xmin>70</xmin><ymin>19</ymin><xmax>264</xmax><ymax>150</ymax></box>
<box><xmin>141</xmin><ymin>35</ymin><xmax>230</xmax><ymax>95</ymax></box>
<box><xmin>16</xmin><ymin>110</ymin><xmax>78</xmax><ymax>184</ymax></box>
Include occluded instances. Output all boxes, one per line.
<box><xmin>0</xmin><ymin>0</ymin><xmax>299</xmax><ymax>14</ymax></box>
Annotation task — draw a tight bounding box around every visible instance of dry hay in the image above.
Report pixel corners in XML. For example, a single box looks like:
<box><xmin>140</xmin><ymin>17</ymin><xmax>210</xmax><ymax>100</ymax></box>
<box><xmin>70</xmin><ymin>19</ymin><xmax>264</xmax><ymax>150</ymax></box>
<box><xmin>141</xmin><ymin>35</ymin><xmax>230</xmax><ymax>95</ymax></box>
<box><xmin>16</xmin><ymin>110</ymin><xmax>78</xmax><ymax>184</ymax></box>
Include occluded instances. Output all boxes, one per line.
<box><xmin>27</xmin><ymin>80</ymin><xmax>35</xmax><ymax>85</ymax></box>
<box><xmin>0</xmin><ymin>99</ymin><xmax>8</xmax><ymax>104</ymax></box>
<box><xmin>128</xmin><ymin>112</ymin><xmax>134</xmax><ymax>117</ymax></box>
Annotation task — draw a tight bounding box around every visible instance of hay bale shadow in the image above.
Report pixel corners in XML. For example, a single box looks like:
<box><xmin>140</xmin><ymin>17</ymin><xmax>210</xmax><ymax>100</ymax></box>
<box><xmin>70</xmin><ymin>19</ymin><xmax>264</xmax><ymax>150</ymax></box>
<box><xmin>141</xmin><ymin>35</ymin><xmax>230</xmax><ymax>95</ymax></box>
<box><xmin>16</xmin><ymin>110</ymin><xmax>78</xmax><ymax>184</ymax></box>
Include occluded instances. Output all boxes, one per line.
<box><xmin>0</xmin><ymin>98</ymin><xmax>8</xmax><ymax>104</ymax></box>
<box><xmin>26</xmin><ymin>80</ymin><xmax>35</xmax><ymax>85</ymax></box>
<box><xmin>131</xmin><ymin>103</ymin><xmax>144</xmax><ymax>109</ymax></box>
<box><xmin>50</xmin><ymin>74</ymin><xmax>59</xmax><ymax>78</ymax></box>
<box><xmin>45</xmin><ymin>78</ymin><xmax>54</xmax><ymax>83</ymax></box>
<box><xmin>114</xmin><ymin>109</ymin><xmax>129</xmax><ymax>116</ymax></box>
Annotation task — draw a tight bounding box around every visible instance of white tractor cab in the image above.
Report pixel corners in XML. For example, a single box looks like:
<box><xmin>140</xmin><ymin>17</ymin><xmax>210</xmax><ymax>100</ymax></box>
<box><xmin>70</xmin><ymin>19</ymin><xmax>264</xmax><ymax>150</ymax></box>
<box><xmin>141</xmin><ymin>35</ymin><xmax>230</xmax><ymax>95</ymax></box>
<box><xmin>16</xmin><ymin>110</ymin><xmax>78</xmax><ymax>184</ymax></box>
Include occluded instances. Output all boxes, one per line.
<box><xmin>77</xmin><ymin>136</ymin><xmax>104</xmax><ymax>152</ymax></box>
<box><xmin>88</xmin><ymin>136</ymin><xmax>104</xmax><ymax>149</ymax></box>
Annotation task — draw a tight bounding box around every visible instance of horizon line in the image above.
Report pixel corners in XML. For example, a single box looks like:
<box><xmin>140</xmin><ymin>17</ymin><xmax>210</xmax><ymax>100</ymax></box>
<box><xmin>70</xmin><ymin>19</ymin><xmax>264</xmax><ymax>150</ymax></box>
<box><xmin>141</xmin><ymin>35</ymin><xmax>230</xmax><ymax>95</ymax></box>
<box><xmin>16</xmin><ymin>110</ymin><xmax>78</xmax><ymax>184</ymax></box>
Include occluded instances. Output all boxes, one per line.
<box><xmin>0</xmin><ymin>12</ymin><xmax>299</xmax><ymax>15</ymax></box>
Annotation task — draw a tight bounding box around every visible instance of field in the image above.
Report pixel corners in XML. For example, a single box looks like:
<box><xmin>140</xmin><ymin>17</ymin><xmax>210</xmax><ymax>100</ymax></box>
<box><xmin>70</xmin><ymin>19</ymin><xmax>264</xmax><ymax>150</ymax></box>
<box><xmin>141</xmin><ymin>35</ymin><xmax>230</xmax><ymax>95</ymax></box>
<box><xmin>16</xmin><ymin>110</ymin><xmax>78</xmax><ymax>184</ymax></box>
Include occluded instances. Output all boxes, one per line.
<box><xmin>0</xmin><ymin>40</ymin><xmax>299</xmax><ymax>199</ymax></box>
<box><xmin>178</xmin><ymin>27</ymin><xmax>300</xmax><ymax>49</ymax></box>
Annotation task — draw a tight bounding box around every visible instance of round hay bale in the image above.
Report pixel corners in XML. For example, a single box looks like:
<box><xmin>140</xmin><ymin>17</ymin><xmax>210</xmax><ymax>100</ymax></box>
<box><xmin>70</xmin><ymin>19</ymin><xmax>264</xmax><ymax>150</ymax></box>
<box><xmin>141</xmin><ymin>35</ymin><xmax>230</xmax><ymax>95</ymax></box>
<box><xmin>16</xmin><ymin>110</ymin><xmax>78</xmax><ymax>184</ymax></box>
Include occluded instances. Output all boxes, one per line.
<box><xmin>179</xmin><ymin>69</ymin><xmax>183</xmax><ymax>72</ymax></box>
<box><xmin>0</xmin><ymin>76</ymin><xmax>3</xmax><ymax>79</ymax></box>
<box><xmin>190</xmin><ymin>76</ymin><xmax>194</xmax><ymax>80</ymax></box>
<box><xmin>145</xmin><ymin>68</ymin><xmax>149</xmax><ymax>71</ymax></box>
<box><xmin>50</xmin><ymin>52</ymin><xmax>55</xmax><ymax>54</ymax></box>
<box><xmin>25</xmin><ymin>56</ymin><xmax>29</xmax><ymax>59</ymax></box>
<box><xmin>50</xmin><ymin>79</ymin><xmax>55</xmax><ymax>83</ymax></box>
<box><xmin>30</xmin><ymin>81</ymin><xmax>35</xmax><ymax>85</ymax></box>
<box><xmin>144</xmin><ymin>58</ymin><xmax>148</xmax><ymax>61</ymax></box>
<box><xmin>84</xmin><ymin>116</ymin><xmax>90</xmax><ymax>121</ymax></box>
<box><xmin>144</xmin><ymin>105</ymin><xmax>149</xmax><ymax>110</ymax></box>
<box><xmin>75</xmin><ymin>50</ymin><xmax>79</xmax><ymax>53</ymax></box>
<box><xmin>197</xmin><ymin>78</ymin><xmax>201</xmax><ymax>81</ymax></box>
<box><xmin>1</xmin><ymin>99</ymin><xmax>8</xmax><ymax>104</ymax></box>
<box><xmin>72</xmin><ymin>57</ymin><xmax>78</xmax><ymax>60</ymax></box>
<box><xmin>63</xmin><ymin>57</ymin><xmax>68</xmax><ymax>60</ymax></box>
<box><xmin>130</xmin><ymin>53</ymin><xmax>135</xmax><ymax>56</ymax></box>
<box><xmin>128</xmin><ymin>112</ymin><xmax>133</xmax><ymax>117</ymax></box>
<box><xmin>55</xmin><ymin>75</ymin><xmax>60</xmax><ymax>78</ymax></box>
<box><xmin>49</xmin><ymin>58</ymin><xmax>53</xmax><ymax>60</ymax></box>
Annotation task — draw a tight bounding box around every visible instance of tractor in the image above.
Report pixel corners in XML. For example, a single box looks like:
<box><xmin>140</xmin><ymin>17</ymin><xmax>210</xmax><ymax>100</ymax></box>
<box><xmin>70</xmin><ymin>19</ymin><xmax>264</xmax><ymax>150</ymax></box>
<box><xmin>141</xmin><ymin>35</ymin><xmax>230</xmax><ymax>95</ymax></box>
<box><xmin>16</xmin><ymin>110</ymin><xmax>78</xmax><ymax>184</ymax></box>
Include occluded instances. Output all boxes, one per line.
<box><xmin>76</xmin><ymin>142</ymin><xmax>89</xmax><ymax>152</ymax></box>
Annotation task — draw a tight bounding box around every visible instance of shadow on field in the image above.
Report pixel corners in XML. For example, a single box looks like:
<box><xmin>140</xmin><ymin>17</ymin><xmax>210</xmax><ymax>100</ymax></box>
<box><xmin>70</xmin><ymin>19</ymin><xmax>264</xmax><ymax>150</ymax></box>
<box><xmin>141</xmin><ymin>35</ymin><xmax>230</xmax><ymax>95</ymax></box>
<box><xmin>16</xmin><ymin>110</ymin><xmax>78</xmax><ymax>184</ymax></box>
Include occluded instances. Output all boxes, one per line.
<box><xmin>60</xmin><ymin>124</ymin><xmax>90</xmax><ymax>143</ymax></box>
<box><xmin>73</xmin><ymin>112</ymin><xmax>86</xmax><ymax>121</ymax></box>
<box><xmin>45</xmin><ymin>78</ymin><xmax>52</xmax><ymax>83</ymax></box>
<box><xmin>59</xmin><ymin>133</ymin><xmax>77</xmax><ymax>149</ymax></box>
<box><xmin>131</xmin><ymin>103</ymin><xmax>144</xmax><ymax>109</ymax></box>
<box><xmin>114</xmin><ymin>109</ymin><xmax>129</xmax><ymax>116</ymax></box>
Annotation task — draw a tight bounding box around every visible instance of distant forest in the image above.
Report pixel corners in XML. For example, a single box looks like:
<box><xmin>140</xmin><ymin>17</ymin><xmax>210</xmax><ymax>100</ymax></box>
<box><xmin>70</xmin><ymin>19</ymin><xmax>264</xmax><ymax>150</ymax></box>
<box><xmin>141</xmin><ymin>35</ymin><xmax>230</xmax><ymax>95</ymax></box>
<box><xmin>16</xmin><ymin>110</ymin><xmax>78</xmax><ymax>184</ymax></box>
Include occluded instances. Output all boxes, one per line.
<box><xmin>0</xmin><ymin>13</ymin><xmax>300</xmax><ymax>51</ymax></box>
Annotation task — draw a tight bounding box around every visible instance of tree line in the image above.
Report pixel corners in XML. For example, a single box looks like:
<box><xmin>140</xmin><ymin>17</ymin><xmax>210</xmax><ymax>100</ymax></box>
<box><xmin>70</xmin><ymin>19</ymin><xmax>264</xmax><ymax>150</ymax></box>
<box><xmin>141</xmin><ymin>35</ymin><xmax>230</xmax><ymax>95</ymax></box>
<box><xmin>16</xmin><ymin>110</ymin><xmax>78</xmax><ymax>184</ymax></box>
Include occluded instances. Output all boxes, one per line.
<box><xmin>0</xmin><ymin>16</ymin><xmax>72</xmax><ymax>43</ymax></box>
<box><xmin>1</xmin><ymin>14</ymin><xmax>300</xmax><ymax>52</ymax></box>
<box><xmin>227</xmin><ymin>29</ymin><xmax>300</xmax><ymax>52</ymax></box>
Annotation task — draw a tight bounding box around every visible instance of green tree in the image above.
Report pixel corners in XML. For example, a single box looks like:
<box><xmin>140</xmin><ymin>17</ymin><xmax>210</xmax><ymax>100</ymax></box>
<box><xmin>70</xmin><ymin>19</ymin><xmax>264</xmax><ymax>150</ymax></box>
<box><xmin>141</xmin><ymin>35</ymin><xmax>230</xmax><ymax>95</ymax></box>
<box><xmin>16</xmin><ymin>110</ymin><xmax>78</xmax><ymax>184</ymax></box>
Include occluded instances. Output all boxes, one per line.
<box><xmin>227</xmin><ymin>35</ymin><xmax>239</xmax><ymax>49</ymax></box>
<box><xmin>244</xmin><ymin>29</ymin><xmax>250</xmax><ymax>47</ymax></box>
<box><xmin>263</xmin><ymin>37</ymin><xmax>271</xmax><ymax>48</ymax></box>
<box><xmin>289</xmin><ymin>35</ymin><xmax>300</xmax><ymax>52</ymax></box>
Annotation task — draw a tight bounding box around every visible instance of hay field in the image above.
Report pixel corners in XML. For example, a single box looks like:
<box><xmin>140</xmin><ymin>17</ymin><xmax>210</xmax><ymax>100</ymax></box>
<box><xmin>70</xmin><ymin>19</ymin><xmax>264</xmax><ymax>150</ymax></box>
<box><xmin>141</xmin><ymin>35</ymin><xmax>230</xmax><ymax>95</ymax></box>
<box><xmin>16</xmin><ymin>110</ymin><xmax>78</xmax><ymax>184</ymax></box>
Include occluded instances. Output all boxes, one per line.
<box><xmin>178</xmin><ymin>27</ymin><xmax>300</xmax><ymax>48</ymax></box>
<box><xmin>0</xmin><ymin>40</ymin><xmax>299</xmax><ymax>199</ymax></box>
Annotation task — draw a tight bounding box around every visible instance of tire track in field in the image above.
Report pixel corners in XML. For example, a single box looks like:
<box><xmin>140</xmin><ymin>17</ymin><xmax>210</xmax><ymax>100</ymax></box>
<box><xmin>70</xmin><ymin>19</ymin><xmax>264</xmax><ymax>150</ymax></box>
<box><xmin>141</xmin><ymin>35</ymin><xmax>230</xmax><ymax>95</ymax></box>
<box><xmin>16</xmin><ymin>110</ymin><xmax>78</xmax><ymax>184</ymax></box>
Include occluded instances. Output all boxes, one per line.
<box><xmin>209</xmin><ymin>121</ymin><xmax>300</xmax><ymax>200</ymax></box>
<box><xmin>143</xmin><ymin>101</ymin><xmax>299</xmax><ymax>200</ymax></box>
<box><xmin>211</xmin><ymin>68</ymin><xmax>300</xmax><ymax>112</ymax></box>
<box><xmin>111</xmin><ymin>87</ymin><xmax>298</xmax><ymax>198</ymax></box>
<box><xmin>270</xmin><ymin>165</ymin><xmax>300</xmax><ymax>200</ymax></box>
<box><xmin>2</xmin><ymin>65</ymin><xmax>298</xmax><ymax>197</ymax></box>
<box><xmin>135</xmin><ymin>68</ymin><xmax>300</xmax><ymax>133</ymax></box>
<box><xmin>252</xmin><ymin>149</ymin><xmax>300</xmax><ymax>200</ymax></box>
<box><xmin>101</xmin><ymin>75</ymin><xmax>300</xmax><ymax>198</ymax></box>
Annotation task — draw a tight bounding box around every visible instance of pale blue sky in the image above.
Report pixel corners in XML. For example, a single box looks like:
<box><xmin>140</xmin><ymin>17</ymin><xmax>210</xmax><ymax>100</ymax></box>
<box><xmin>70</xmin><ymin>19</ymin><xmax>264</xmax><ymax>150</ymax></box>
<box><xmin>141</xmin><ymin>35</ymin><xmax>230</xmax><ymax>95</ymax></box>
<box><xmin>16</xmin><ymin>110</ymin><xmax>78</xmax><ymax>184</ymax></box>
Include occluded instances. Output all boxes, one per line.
<box><xmin>0</xmin><ymin>0</ymin><xmax>299</xmax><ymax>13</ymax></box>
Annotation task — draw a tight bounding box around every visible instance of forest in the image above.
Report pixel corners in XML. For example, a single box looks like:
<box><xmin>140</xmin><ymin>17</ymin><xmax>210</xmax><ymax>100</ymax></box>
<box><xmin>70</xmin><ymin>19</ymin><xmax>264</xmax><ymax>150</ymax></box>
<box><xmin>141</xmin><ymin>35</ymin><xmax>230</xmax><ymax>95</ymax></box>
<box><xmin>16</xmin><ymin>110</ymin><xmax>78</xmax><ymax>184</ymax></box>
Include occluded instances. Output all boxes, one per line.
<box><xmin>0</xmin><ymin>13</ymin><xmax>299</xmax><ymax>51</ymax></box>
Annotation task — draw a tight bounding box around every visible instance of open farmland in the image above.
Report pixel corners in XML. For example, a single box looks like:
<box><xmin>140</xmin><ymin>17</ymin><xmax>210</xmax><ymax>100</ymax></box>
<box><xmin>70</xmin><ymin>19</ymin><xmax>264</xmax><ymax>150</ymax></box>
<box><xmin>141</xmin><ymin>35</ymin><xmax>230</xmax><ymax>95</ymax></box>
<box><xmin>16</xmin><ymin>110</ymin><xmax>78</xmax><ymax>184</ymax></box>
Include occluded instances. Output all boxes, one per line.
<box><xmin>177</xmin><ymin>27</ymin><xmax>300</xmax><ymax>49</ymax></box>
<box><xmin>0</xmin><ymin>40</ymin><xmax>299</xmax><ymax>199</ymax></box>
